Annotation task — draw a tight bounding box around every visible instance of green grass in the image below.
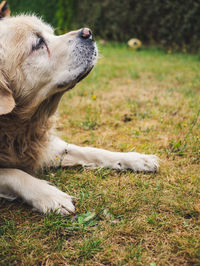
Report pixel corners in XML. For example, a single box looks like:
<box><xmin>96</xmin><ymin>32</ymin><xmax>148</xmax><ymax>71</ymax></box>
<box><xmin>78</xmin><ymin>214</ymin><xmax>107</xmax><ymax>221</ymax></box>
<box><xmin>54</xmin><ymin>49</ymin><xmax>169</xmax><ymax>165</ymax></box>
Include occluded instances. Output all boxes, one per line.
<box><xmin>0</xmin><ymin>44</ymin><xmax>200</xmax><ymax>265</ymax></box>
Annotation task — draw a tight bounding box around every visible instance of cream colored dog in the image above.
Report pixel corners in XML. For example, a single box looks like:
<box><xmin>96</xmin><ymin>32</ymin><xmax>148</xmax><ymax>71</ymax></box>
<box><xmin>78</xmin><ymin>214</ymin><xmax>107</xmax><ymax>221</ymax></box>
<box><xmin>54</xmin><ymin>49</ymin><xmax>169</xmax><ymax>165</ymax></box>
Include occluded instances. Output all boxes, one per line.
<box><xmin>0</xmin><ymin>2</ymin><xmax>158</xmax><ymax>215</ymax></box>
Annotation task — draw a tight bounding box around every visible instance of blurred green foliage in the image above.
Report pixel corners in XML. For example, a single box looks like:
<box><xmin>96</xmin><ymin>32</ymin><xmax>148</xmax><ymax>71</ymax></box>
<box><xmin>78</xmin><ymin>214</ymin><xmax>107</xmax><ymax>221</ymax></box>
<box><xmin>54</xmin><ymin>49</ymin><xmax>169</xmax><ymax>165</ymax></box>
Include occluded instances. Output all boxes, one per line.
<box><xmin>8</xmin><ymin>0</ymin><xmax>58</xmax><ymax>27</ymax></box>
<box><xmin>56</xmin><ymin>0</ymin><xmax>75</xmax><ymax>34</ymax></box>
<box><xmin>7</xmin><ymin>0</ymin><xmax>200</xmax><ymax>52</ymax></box>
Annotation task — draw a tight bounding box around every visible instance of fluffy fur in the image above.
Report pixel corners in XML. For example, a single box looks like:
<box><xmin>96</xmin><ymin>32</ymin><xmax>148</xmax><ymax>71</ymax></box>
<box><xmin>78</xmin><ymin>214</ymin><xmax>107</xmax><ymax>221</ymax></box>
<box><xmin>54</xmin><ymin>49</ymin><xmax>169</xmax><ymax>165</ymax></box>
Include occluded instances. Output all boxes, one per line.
<box><xmin>0</xmin><ymin>9</ymin><xmax>158</xmax><ymax>215</ymax></box>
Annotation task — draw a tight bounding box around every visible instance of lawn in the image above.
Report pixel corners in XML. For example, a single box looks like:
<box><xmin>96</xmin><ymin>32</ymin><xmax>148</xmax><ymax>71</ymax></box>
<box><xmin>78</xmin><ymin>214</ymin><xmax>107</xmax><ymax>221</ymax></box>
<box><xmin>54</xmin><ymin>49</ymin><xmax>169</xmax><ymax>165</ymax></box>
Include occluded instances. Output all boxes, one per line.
<box><xmin>0</xmin><ymin>44</ymin><xmax>200</xmax><ymax>265</ymax></box>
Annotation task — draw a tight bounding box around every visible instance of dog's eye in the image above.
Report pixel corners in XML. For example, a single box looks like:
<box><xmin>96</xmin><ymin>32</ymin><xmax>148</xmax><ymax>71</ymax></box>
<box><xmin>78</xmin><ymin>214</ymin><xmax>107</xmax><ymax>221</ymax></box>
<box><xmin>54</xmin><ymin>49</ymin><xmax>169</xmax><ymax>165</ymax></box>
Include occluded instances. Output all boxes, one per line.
<box><xmin>32</xmin><ymin>36</ymin><xmax>46</xmax><ymax>51</ymax></box>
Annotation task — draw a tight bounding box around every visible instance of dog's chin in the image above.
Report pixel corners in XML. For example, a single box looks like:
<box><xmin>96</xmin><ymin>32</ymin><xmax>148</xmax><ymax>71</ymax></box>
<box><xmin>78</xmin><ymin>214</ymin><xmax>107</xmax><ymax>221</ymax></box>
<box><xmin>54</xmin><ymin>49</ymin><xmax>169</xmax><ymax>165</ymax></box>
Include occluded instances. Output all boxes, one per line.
<box><xmin>57</xmin><ymin>66</ymin><xmax>94</xmax><ymax>90</ymax></box>
<box><xmin>76</xmin><ymin>66</ymin><xmax>93</xmax><ymax>83</ymax></box>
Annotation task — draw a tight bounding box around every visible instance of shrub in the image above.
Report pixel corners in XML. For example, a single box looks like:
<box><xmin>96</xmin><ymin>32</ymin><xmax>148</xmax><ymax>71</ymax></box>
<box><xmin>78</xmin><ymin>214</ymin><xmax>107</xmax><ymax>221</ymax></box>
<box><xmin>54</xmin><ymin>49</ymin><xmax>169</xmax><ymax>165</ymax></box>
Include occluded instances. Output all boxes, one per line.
<box><xmin>7</xmin><ymin>0</ymin><xmax>200</xmax><ymax>52</ymax></box>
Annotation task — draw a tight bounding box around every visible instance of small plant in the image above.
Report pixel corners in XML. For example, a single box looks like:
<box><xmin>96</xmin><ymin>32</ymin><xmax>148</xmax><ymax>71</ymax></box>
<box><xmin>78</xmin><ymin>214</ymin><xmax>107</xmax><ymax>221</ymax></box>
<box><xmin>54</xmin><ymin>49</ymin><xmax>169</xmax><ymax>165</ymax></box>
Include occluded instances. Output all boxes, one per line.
<box><xmin>167</xmin><ymin>109</ymin><xmax>200</xmax><ymax>156</ymax></box>
<box><xmin>81</xmin><ymin>120</ymin><xmax>99</xmax><ymax>130</ymax></box>
<box><xmin>76</xmin><ymin>238</ymin><xmax>102</xmax><ymax>262</ymax></box>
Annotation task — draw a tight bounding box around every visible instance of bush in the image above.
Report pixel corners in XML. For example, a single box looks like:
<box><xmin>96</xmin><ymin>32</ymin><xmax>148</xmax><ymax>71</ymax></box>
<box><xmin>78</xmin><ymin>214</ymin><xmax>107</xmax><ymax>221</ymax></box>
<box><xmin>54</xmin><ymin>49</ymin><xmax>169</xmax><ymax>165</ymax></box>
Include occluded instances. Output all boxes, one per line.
<box><xmin>56</xmin><ymin>0</ymin><xmax>75</xmax><ymax>34</ymax></box>
<box><xmin>73</xmin><ymin>0</ymin><xmax>200</xmax><ymax>52</ymax></box>
<box><xmin>7</xmin><ymin>0</ymin><xmax>57</xmax><ymax>27</ymax></box>
<box><xmin>7</xmin><ymin>0</ymin><xmax>200</xmax><ymax>52</ymax></box>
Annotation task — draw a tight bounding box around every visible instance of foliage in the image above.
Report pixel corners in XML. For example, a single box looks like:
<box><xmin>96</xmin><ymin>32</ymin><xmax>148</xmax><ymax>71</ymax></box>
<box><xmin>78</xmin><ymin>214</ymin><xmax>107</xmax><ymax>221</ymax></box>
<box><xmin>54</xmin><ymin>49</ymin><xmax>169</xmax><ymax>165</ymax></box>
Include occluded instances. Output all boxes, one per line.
<box><xmin>73</xmin><ymin>0</ymin><xmax>200</xmax><ymax>51</ymax></box>
<box><xmin>56</xmin><ymin>0</ymin><xmax>75</xmax><ymax>34</ymax></box>
<box><xmin>7</xmin><ymin>0</ymin><xmax>200</xmax><ymax>51</ymax></box>
<box><xmin>7</xmin><ymin>0</ymin><xmax>57</xmax><ymax>27</ymax></box>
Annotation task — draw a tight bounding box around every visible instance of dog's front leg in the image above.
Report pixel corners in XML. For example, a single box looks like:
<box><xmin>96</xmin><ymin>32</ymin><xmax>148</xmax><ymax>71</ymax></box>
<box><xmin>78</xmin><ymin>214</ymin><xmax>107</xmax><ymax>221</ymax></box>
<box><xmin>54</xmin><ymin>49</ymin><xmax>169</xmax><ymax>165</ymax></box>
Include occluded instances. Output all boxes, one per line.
<box><xmin>47</xmin><ymin>137</ymin><xmax>158</xmax><ymax>172</ymax></box>
<box><xmin>61</xmin><ymin>143</ymin><xmax>159</xmax><ymax>172</ymax></box>
<box><xmin>0</xmin><ymin>168</ymin><xmax>75</xmax><ymax>215</ymax></box>
<box><xmin>48</xmin><ymin>137</ymin><xmax>159</xmax><ymax>172</ymax></box>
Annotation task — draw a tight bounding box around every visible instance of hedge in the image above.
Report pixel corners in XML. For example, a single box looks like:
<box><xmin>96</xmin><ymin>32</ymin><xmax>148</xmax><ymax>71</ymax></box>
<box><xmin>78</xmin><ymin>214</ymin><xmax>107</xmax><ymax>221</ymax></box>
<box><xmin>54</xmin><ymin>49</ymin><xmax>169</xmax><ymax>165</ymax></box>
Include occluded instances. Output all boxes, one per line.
<box><xmin>6</xmin><ymin>0</ymin><xmax>200</xmax><ymax>51</ymax></box>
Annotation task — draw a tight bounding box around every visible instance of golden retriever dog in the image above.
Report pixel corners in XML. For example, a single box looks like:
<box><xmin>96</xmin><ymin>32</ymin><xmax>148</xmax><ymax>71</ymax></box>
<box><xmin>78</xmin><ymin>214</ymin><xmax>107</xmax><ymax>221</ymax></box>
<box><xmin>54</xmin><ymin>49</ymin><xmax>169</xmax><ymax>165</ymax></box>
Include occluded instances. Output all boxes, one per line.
<box><xmin>0</xmin><ymin>2</ymin><xmax>158</xmax><ymax>215</ymax></box>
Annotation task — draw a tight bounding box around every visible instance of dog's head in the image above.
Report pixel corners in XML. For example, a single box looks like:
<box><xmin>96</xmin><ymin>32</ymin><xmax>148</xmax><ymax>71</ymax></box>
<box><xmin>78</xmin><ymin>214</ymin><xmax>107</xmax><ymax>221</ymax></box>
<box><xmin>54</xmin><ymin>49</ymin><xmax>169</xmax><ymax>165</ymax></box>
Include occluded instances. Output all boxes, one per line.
<box><xmin>0</xmin><ymin>2</ymin><xmax>97</xmax><ymax>117</ymax></box>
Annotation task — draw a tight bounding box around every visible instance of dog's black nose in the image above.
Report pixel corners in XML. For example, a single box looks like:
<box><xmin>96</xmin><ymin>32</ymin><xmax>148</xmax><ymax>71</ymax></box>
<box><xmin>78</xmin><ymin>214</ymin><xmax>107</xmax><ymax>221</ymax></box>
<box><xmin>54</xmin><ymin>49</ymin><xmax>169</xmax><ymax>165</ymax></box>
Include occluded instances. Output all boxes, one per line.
<box><xmin>80</xmin><ymin>28</ymin><xmax>92</xmax><ymax>39</ymax></box>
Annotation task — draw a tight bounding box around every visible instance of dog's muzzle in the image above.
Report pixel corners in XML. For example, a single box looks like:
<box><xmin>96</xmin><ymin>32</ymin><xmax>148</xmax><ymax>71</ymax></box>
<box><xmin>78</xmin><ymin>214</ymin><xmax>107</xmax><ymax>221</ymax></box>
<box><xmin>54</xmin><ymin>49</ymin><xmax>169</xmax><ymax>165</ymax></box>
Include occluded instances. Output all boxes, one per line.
<box><xmin>57</xmin><ymin>27</ymin><xmax>97</xmax><ymax>89</ymax></box>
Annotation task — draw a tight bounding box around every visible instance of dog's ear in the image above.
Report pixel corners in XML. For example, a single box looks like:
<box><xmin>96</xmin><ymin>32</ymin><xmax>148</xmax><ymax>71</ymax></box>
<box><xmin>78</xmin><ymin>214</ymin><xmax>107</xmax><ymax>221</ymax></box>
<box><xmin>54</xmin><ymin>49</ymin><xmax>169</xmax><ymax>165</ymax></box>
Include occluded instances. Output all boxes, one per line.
<box><xmin>0</xmin><ymin>1</ymin><xmax>10</xmax><ymax>19</ymax></box>
<box><xmin>0</xmin><ymin>73</ymin><xmax>15</xmax><ymax>115</ymax></box>
<box><xmin>0</xmin><ymin>1</ymin><xmax>14</xmax><ymax>115</ymax></box>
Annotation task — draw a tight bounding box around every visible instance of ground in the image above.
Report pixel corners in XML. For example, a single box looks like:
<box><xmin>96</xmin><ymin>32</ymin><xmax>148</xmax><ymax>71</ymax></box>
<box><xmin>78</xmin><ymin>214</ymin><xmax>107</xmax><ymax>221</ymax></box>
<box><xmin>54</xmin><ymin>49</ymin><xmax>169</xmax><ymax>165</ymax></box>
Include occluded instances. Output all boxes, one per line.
<box><xmin>0</xmin><ymin>44</ymin><xmax>200</xmax><ymax>265</ymax></box>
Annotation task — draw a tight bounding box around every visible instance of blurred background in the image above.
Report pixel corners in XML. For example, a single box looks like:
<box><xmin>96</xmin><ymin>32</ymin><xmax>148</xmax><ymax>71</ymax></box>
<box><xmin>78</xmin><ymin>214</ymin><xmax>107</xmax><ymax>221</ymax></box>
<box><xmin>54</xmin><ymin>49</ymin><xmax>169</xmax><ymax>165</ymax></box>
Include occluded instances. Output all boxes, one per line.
<box><xmin>7</xmin><ymin>0</ymin><xmax>200</xmax><ymax>52</ymax></box>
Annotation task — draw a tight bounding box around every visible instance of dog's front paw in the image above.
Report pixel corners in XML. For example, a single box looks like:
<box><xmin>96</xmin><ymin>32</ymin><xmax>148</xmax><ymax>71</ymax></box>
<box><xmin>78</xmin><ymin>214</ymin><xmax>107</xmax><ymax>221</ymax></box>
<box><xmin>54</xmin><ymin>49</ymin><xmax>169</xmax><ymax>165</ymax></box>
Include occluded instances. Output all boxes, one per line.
<box><xmin>114</xmin><ymin>153</ymin><xmax>159</xmax><ymax>172</ymax></box>
<box><xmin>25</xmin><ymin>180</ymin><xmax>75</xmax><ymax>215</ymax></box>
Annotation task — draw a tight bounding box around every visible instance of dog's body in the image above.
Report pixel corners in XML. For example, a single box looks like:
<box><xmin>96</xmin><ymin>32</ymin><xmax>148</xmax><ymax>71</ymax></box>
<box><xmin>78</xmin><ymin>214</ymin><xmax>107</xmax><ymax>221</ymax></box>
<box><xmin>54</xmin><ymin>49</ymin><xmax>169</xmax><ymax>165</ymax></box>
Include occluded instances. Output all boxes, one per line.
<box><xmin>0</xmin><ymin>4</ymin><xmax>158</xmax><ymax>215</ymax></box>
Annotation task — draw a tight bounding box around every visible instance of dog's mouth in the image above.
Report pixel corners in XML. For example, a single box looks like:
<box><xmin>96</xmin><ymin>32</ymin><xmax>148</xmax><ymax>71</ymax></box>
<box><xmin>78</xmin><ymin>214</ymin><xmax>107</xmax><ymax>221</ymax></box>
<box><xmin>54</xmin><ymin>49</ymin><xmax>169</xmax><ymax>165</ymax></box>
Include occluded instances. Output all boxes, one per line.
<box><xmin>57</xmin><ymin>66</ymin><xmax>94</xmax><ymax>90</ymax></box>
<box><xmin>57</xmin><ymin>42</ymin><xmax>97</xmax><ymax>90</ymax></box>
<box><xmin>76</xmin><ymin>66</ymin><xmax>93</xmax><ymax>83</ymax></box>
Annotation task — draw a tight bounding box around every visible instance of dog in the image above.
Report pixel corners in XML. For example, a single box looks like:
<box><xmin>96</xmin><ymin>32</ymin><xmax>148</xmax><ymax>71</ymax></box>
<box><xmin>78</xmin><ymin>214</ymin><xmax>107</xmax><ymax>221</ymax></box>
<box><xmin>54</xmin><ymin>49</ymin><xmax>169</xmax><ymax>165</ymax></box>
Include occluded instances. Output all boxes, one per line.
<box><xmin>0</xmin><ymin>2</ymin><xmax>158</xmax><ymax>215</ymax></box>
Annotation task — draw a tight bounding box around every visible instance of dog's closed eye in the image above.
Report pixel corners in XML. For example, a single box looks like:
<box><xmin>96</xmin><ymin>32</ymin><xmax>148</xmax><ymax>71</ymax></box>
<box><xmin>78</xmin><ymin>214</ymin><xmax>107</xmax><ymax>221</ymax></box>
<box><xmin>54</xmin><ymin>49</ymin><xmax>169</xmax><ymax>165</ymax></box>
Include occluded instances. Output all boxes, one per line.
<box><xmin>32</xmin><ymin>35</ymin><xmax>46</xmax><ymax>51</ymax></box>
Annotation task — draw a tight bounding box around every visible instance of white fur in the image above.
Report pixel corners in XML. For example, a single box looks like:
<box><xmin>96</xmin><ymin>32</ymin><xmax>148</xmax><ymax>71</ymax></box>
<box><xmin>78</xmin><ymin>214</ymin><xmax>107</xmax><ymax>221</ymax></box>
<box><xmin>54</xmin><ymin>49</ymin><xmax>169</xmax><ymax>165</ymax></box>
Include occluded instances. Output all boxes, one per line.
<box><xmin>41</xmin><ymin>137</ymin><xmax>159</xmax><ymax>172</ymax></box>
<box><xmin>0</xmin><ymin>169</ymin><xmax>74</xmax><ymax>215</ymax></box>
<box><xmin>47</xmin><ymin>138</ymin><xmax>158</xmax><ymax>171</ymax></box>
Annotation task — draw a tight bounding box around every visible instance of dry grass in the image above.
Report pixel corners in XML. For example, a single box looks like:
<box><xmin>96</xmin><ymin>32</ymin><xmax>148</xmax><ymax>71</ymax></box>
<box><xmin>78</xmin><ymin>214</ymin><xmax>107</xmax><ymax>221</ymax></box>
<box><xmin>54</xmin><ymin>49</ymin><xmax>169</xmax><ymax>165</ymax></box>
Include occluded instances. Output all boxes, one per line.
<box><xmin>0</xmin><ymin>44</ymin><xmax>200</xmax><ymax>265</ymax></box>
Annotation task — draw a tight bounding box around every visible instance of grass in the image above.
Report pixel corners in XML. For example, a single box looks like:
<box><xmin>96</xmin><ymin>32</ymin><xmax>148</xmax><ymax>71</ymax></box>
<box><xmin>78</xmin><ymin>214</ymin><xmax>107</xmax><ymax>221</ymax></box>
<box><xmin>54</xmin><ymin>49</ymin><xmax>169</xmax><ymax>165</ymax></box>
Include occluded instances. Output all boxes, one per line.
<box><xmin>0</xmin><ymin>44</ymin><xmax>200</xmax><ymax>265</ymax></box>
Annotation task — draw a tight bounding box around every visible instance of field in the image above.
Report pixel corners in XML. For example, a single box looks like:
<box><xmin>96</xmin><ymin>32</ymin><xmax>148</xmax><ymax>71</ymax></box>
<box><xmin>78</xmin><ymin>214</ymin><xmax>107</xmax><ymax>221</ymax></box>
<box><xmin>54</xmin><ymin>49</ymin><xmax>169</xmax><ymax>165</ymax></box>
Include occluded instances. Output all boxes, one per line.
<box><xmin>0</xmin><ymin>44</ymin><xmax>200</xmax><ymax>265</ymax></box>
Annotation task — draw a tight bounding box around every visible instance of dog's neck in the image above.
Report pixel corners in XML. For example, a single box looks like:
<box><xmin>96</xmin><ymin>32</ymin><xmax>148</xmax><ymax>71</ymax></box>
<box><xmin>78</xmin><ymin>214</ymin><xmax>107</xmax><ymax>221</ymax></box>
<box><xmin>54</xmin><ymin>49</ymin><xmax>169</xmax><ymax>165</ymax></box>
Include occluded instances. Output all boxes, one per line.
<box><xmin>0</xmin><ymin>89</ymin><xmax>68</xmax><ymax>172</ymax></box>
<box><xmin>0</xmin><ymin>90</ymin><xmax>64</xmax><ymax>146</ymax></box>
<box><xmin>8</xmin><ymin>89</ymin><xmax>65</xmax><ymax>121</ymax></box>
<box><xmin>0</xmin><ymin>96</ymin><xmax>60</xmax><ymax>172</ymax></box>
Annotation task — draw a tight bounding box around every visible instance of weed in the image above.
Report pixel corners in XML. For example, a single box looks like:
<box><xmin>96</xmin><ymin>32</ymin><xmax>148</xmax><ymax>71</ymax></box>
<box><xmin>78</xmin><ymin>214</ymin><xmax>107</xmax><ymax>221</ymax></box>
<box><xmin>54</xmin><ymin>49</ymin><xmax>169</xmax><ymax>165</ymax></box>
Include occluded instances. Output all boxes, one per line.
<box><xmin>76</xmin><ymin>238</ymin><xmax>102</xmax><ymax>263</ymax></box>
